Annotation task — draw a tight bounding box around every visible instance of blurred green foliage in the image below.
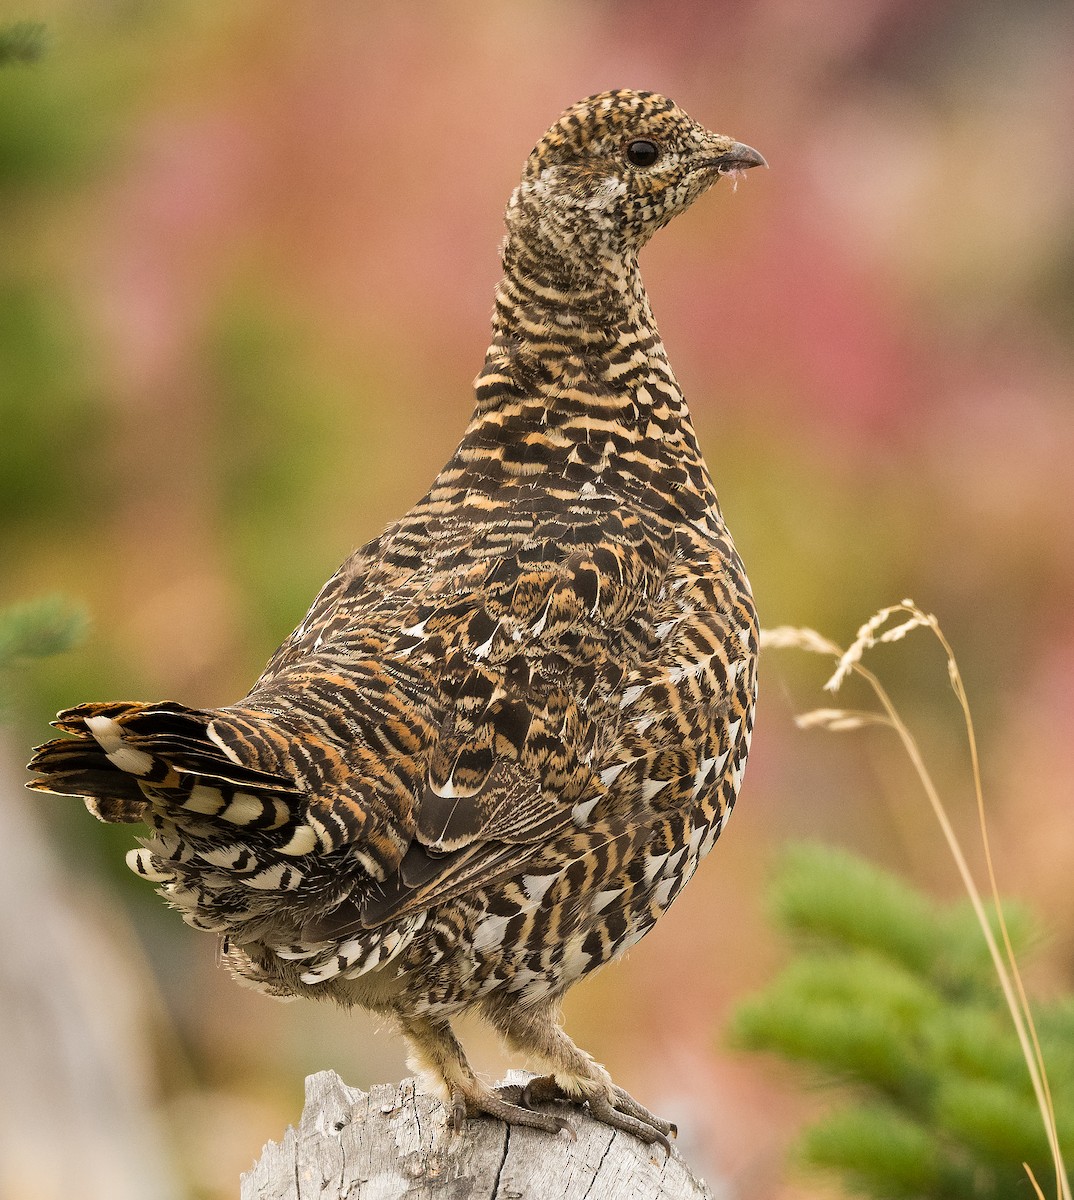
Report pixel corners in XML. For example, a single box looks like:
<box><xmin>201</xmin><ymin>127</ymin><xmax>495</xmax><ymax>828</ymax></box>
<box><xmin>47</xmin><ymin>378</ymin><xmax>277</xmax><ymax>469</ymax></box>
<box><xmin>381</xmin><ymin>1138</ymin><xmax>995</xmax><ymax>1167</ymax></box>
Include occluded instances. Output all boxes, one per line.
<box><xmin>0</xmin><ymin>14</ymin><xmax>116</xmax><ymax>553</ymax></box>
<box><xmin>732</xmin><ymin>843</ymin><xmax>1074</xmax><ymax>1199</ymax></box>
<box><xmin>0</xmin><ymin>20</ymin><xmax>47</xmax><ymax>66</ymax></box>
<box><xmin>0</xmin><ymin>594</ymin><xmax>86</xmax><ymax>666</ymax></box>
<box><xmin>0</xmin><ymin>282</ymin><xmax>104</xmax><ymax>531</ymax></box>
<box><xmin>0</xmin><ymin>594</ymin><xmax>86</xmax><ymax>712</ymax></box>
<box><xmin>0</xmin><ymin>23</ymin><xmax>106</xmax><ymax>193</ymax></box>
<box><xmin>204</xmin><ymin>296</ymin><xmax>357</xmax><ymax>646</ymax></box>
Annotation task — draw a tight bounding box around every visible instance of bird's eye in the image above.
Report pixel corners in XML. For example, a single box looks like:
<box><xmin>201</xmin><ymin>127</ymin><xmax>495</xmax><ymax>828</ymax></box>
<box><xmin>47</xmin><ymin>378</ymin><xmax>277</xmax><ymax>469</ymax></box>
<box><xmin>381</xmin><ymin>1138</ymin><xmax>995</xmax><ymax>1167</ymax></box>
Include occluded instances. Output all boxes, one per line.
<box><xmin>625</xmin><ymin>139</ymin><xmax>661</xmax><ymax>168</ymax></box>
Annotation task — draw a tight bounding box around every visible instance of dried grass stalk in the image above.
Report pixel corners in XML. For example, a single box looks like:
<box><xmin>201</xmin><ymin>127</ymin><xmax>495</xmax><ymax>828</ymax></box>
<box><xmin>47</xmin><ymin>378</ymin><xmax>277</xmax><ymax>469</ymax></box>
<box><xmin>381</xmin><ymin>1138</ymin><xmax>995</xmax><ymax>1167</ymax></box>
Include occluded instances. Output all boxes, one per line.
<box><xmin>763</xmin><ymin>600</ymin><xmax>1070</xmax><ymax>1200</ymax></box>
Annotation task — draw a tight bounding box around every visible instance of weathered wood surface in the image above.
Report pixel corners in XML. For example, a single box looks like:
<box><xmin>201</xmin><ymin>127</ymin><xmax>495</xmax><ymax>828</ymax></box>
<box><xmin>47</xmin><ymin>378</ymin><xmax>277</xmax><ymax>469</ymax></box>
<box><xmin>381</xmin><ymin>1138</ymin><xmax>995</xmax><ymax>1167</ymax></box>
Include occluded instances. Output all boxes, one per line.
<box><xmin>242</xmin><ymin>1070</ymin><xmax>715</xmax><ymax>1200</ymax></box>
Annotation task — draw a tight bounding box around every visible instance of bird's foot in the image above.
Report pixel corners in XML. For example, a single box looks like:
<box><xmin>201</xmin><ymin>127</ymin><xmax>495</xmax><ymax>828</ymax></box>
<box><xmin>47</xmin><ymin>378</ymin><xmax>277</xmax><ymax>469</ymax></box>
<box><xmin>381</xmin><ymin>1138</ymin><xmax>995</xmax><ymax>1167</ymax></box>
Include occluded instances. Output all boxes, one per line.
<box><xmin>452</xmin><ymin>1081</ymin><xmax>576</xmax><ymax>1140</ymax></box>
<box><xmin>496</xmin><ymin>1074</ymin><xmax>675</xmax><ymax>1152</ymax></box>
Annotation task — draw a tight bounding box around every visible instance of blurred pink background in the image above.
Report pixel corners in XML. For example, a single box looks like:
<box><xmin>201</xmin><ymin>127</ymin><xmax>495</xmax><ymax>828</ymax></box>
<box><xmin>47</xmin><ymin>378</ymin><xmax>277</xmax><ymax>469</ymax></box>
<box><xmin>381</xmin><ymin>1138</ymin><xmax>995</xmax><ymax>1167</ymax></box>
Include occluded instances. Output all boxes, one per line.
<box><xmin>2</xmin><ymin>2</ymin><xmax>1073</xmax><ymax>1196</ymax></box>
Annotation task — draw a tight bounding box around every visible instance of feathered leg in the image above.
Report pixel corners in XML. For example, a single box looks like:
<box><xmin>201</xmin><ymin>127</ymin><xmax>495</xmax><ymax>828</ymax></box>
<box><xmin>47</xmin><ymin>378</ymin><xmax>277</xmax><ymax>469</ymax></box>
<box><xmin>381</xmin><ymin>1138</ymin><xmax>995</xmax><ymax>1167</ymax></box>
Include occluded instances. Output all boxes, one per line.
<box><xmin>397</xmin><ymin>1011</ymin><xmax>573</xmax><ymax>1137</ymax></box>
<box><xmin>485</xmin><ymin>997</ymin><xmax>674</xmax><ymax>1149</ymax></box>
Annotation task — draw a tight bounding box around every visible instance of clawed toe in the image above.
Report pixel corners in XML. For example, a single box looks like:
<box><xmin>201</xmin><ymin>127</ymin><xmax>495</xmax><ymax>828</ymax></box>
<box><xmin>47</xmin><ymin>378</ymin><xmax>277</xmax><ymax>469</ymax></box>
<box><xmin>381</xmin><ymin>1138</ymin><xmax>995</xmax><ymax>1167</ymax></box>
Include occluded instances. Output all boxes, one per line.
<box><xmin>586</xmin><ymin>1093</ymin><xmax>673</xmax><ymax>1154</ymax></box>
<box><xmin>493</xmin><ymin>1075</ymin><xmax>675</xmax><ymax>1151</ymax></box>
<box><xmin>454</xmin><ymin>1083</ymin><xmax>577</xmax><ymax>1139</ymax></box>
<box><xmin>607</xmin><ymin>1084</ymin><xmax>676</xmax><ymax>1139</ymax></box>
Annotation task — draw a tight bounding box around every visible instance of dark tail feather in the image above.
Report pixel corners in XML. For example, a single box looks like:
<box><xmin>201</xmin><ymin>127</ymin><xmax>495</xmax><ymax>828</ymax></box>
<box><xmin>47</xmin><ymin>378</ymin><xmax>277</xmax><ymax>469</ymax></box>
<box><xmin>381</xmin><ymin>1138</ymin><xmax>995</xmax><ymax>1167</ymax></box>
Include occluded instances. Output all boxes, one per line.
<box><xmin>27</xmin><ymin>700</ymin><xmax>302</xmax><ymax>828</ymax></box>
<box><xmin>26</xmin><ymin>734</ymin><xmax>149</xmax><ymax>821</ymax></box>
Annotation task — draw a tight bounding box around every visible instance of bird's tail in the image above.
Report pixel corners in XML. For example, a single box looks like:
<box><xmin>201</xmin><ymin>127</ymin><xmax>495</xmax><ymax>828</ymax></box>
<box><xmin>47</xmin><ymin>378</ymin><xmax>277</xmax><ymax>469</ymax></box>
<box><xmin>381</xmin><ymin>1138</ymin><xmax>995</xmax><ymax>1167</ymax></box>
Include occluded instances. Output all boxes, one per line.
<box><xmin>26</xmin><ymin>701</ymin><xmax>324</xmax><ymax>929</ymax></box>
<box><xmin>27</xmin><ymin>699</ymin><xmax>302</xmax><ymax>820</ymax></box>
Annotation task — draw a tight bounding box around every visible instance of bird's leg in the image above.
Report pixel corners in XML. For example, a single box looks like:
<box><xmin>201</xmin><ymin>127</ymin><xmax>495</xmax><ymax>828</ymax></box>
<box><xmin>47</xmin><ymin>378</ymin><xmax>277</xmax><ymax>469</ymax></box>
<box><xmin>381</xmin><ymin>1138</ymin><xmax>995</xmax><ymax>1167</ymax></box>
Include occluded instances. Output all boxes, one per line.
<box><xmin>396</xmin><ymin>1012</ymin><xmax>574</xmax><ymax>1138</ymax></box>
<box><xmin>485</xmin><ymin>998</ymin><xmax>675</xmax><ymax>1150</ymax></box>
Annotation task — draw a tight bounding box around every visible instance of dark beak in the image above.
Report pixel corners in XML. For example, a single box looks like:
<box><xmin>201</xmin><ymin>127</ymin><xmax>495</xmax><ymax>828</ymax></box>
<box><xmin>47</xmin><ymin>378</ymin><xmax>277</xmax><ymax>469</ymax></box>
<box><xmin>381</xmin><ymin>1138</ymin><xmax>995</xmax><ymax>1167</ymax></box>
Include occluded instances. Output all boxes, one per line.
<box><xmin>705</xmin><ymin>142</ymin><xmax>768</xmax><ymax>172</ymax></box>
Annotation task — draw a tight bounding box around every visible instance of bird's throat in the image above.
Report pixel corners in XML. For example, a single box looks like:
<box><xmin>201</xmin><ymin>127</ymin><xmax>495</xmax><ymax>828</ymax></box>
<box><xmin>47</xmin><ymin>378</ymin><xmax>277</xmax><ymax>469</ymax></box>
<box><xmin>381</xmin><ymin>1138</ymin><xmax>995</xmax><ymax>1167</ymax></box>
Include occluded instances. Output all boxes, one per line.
<box><xmin>491</xmin><ymin>229</ymin><xmax>656</xmax><ymax>347</ymax></box>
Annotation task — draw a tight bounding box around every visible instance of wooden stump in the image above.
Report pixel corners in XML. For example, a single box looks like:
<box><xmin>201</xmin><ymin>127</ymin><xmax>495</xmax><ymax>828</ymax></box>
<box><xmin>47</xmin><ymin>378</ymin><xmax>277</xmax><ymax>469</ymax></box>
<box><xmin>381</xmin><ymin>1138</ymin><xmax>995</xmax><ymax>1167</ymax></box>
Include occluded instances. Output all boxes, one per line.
<box><xmin>242</xmin><ymin>1071</ymin><xmax>715</xmax><ymax>1199</ymax></box>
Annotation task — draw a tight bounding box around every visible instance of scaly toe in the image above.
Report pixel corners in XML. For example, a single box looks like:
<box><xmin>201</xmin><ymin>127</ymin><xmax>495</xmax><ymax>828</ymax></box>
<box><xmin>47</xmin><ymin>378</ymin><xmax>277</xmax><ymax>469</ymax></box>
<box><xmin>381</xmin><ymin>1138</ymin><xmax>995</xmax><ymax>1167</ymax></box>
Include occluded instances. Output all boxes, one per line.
<box><xmin>455</xmin><ymin>1084</ymin><xmax>576</xmax><ymax>1138</ymax></box>
<box><xmin>490</xmin><ymin>1076</ymin><xmax>673</xmax><ymax>1149</ymax></box>
<box><xmin>586</xmin><ymin>1093</ymin><xmax>673</xmax><ymax>1154</ymax></box>
<box><xmin>492</xmin><ymin>1082</ymin><xmax>526</xmax><ymax>1106</ymax></box>
<box><xmin>493</xmin><ymin>1076</ymin><xmax>570</xmax><ymax>1109</ymax></box>
<box><xmin>608</xmin><ymin>1084</ymin><xmax>676</xmax><ymax>1138</ymax></box>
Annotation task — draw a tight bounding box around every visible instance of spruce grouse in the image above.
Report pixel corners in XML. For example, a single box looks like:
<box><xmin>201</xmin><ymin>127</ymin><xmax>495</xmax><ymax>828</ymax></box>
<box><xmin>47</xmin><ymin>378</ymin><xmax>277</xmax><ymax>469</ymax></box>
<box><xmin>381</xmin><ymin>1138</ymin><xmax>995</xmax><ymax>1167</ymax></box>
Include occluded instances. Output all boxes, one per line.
<box><xmin>29</xmin><ymin>90</ymin><xmax>762</xmax><ymax>1147</ymax></box>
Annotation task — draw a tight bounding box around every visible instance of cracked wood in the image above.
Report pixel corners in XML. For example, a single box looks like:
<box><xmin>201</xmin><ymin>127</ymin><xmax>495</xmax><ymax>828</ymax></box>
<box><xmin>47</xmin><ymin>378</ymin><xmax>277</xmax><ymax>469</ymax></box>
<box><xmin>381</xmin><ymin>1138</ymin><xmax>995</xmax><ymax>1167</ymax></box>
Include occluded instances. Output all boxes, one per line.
<box><xmin>241</xmin><ymin>1071</ymin><xmax>716</xmax><ymax>1199</ymax></box>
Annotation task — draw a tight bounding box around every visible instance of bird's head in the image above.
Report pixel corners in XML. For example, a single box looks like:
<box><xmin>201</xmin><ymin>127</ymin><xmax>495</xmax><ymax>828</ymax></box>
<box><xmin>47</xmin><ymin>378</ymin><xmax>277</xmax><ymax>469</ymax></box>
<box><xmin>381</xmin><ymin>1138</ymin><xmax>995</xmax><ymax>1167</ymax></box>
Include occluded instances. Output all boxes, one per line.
<box><xmin>506</xmin><ymin>89</ymin><xmax>766</xmax><ymax>263</ymax></box>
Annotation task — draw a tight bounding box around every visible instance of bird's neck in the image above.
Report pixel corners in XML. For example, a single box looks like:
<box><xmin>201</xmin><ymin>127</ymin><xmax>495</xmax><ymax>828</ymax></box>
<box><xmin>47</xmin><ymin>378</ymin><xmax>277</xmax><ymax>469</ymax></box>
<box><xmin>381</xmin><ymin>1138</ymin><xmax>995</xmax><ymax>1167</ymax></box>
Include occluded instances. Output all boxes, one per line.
<box><xmin>474</xmin><ymin>245</ymin><xmax>680</xmax><ymax>430</ymax></box>
<box><xmin>446</xmin><ymin>230</ymin><xmax>720</xmax><ymax>524</ymax></box>
<box><xmin>492</xmin><ymin>226</ymin><xmax>657</xmax><ymax>336</ymax></box>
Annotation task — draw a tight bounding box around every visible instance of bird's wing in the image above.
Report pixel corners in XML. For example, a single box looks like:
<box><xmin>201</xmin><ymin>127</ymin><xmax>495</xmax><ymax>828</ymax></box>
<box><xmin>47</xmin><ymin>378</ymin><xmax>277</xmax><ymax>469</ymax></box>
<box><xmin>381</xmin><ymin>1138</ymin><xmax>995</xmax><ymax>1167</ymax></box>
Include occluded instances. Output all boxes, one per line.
<box><xmin>303</xmin><ymin>517</ymin><xmax>758</xmax><ymax>943</ymax></box>
<box><xmin>260</xmin><ymin>505</ymin><xmax>664</xmax><ymax>937</ymax></box>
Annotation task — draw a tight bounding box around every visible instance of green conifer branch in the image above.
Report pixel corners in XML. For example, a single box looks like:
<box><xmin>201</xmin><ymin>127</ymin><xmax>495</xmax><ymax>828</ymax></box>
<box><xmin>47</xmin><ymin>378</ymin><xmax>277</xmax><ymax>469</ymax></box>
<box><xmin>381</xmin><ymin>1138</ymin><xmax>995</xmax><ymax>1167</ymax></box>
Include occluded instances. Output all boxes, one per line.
<box><xmin>801</xmin><ymin>1104</ymin><xmax>977</xmax><ymax>1200</ymax></box>
<box><xmin>731</xmin><ymin>843</ymin><xmax>1072</xmax><ymax>1197</ymax></box>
